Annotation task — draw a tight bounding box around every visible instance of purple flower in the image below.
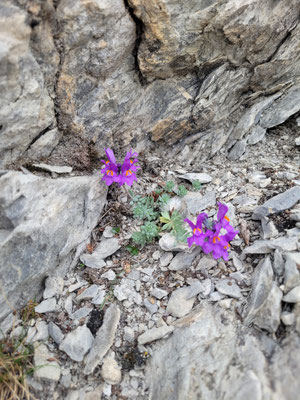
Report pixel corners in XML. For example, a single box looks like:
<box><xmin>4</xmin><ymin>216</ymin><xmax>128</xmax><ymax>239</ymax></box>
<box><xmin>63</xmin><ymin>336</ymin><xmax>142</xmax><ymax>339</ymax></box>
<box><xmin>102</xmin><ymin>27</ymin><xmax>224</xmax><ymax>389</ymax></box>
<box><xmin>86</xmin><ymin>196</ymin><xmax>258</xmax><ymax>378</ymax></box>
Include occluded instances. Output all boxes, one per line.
<box><xmin>202</xmin><ymin>225</ymin><xmax>232</xmax><ymax>261</ymax></box>
<box><xmin>118</xmin><ymin>159</ymin><xmax>137</xmax><ymax>186</ymax></box>
<box><xmin>123</xmin><ymin>149</ymin><xmax>139</xmax><ymax>172</ymax></box>
<box><xmin>216</xmin><ymin>202</ymin><xmax>234</xmax><ymax>232</ymax></box>
<box><xmin>184</xmin><ymin>213</ymin><xmax>208</xmax><ymax>248</ymax></box>
<box><xmin>117</xmin><ymin>150</ymin><xmax>139</xmax><ymax>187</ymax></box>
<box><xmin>101</xmin><ymin>148</ymin><xmax>140</xmax><ymax>187</ymax></box>
<box><xmin>101</xmin><ymin>148</ymin><xmax>119</xmax><ymax>186</ymax></box>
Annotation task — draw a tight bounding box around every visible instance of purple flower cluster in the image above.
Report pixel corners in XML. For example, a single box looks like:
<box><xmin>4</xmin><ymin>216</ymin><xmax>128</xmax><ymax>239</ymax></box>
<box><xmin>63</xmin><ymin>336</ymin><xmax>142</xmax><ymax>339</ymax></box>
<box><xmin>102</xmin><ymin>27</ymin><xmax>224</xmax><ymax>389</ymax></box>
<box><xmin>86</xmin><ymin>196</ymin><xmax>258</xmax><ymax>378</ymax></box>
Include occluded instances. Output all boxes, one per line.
<box><xmin>101</xmin><ymin>148</ymin><xmax>139</xmax><ymax>187</ymax></box>
<box><xmin>184</xmin><ymin>202</ymin><xmax>239</xmax><ymax>261</ymax></box>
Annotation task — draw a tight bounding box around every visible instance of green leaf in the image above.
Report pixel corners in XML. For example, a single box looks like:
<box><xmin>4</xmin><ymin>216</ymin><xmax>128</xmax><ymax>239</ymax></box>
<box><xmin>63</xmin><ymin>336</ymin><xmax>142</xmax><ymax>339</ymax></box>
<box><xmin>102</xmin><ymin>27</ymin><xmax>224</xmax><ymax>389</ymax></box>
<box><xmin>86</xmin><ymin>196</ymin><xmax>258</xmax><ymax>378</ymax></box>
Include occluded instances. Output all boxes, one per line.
<box><xmin>112</xmin><ymin>227</ymin><xmax>121</xmax><ymax>234</ymax></box>
<box><xmin>126</xmin><ymin>245</ymin><xmax>139</xmax><ymax>256</ymax></box>
<box><xmin>192</xmin><ymin>180</ymin><xmax>202</xmax><ymax>191</ymax></box>
<box><xmin>165</xmin><ymin>180</ymin><xmax>175</xmax><ymax>192</ymax></box>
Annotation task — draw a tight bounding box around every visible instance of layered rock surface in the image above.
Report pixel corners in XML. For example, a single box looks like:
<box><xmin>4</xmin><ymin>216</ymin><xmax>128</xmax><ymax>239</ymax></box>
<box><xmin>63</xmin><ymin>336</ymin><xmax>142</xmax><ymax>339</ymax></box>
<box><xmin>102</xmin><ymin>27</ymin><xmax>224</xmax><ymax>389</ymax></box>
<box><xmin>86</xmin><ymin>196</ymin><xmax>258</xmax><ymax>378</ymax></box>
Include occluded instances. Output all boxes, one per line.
<box><xmin>1</xmin><ymin>0</ymin><xmax>300</xmax><ymax>166</ymax></box>
<box><xmin>0</xmin><ymin>171</ymin><xmax>107</xmax><ymax>320</ymax></box>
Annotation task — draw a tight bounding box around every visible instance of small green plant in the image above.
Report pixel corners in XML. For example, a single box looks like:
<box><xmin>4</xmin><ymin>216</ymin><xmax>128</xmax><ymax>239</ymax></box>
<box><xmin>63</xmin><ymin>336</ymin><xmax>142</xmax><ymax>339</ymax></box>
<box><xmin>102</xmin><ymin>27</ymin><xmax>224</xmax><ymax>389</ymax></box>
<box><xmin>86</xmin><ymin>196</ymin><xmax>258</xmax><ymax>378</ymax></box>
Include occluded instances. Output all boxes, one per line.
<box><xmin>126</xmin><ymin>245</ymin><xmax>139</xmax><ymax>256</ymax></box>
<box><xmin>157</xmin><ymin>193</ymin><xmax>171</xmax><ymax>209</ymax></box>
<box><xmin>112</xmin><ymin>227</ymin><xmax>121</xmax><ymax>234</ymax></box>
<box><xmin>132</xmin><ymin>221</ymin><xmax>159</xmax><ymax>247</ymax></box>
<box><xmin>177</xmin><ymin>185</ymin><xmax>187</xmax><ymax>197</ymax></box>
<box><xmin>160</xmin><ymin>210</ymin><xmax>188</xmax><ymax>242</ymax></box>
<box><xmin>129</xmin><ymin>183</ymin><xmax>188</xmax><ymax>248</ymax></box>
<box><xmin>165</xmin><ymin>180</ymin><xmax>175</xmax><ymax>192</ymax></box>
<box><xmin>192</xmin><ymin>180</ymin><xmax>202</xmax><ymax>191</ymax></box>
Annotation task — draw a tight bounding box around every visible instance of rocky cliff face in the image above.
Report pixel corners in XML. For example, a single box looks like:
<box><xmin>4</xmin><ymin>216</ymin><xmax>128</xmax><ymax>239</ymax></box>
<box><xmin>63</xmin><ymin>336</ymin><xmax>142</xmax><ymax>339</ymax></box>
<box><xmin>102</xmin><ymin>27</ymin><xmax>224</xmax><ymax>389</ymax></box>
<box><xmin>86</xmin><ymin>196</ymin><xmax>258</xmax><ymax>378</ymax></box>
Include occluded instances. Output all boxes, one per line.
<box><xmin>1</xmin><ymin>0</ymin><xmax>299</xmax><ymax>168</ymax></box>
<box><xmin>1</xmin><ymin>0</ymin><xmax>300</xmax><ymax>338</ymax></box>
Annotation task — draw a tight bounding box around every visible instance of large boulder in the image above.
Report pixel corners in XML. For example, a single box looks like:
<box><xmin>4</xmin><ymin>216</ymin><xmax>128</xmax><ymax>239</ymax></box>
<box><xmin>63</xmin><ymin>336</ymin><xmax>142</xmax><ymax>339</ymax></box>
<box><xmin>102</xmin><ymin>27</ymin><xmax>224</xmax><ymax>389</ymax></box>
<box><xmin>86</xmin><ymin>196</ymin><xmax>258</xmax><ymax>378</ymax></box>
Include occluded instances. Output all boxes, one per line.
<box><xmin>146</xmin><ymin>303</ymin><xmax>300</xmax><ymax>400</ymax></box>
<box><xmin>0</xmin><ymin>171</ymin><xmax>107</xmax><ymax>321</ymax></box>
<box><xmin>1</xmin><ymin>0</ymin><xmax>300</xmax><ymax>166</ymax></box>
<box><xmin>0</xmin><ymin>1</ymin><xmax>56</xmax><ymax>168</ymax></box>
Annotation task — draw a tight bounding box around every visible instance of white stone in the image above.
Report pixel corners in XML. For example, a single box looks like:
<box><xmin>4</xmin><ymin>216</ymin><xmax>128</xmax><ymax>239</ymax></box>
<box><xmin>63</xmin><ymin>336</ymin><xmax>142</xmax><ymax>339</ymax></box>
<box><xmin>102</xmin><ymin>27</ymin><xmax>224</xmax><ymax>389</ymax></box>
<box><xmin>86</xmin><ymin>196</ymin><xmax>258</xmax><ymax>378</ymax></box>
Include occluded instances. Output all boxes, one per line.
<box><xmin>43</xmin><ymin>276</ymin><xmax>64</xmax><ymax>299</ymax></box>
<box><xmin>59</xmin><ymin>326</ymin><xmax>94</xmax><ymax>362</ymax></box>
<box><xmin>34</xmin><ymin>343</ymin><xmax>61</xmax><ymax>382</ymax></box>
<box><xmin>35</xmin><ymin>298</ymin><xmax>57</xmax><ymax>313</ymax></box>
<box><xmin>283</xmin><ymin>286</ymin><xmax>300</xmax><ymax>303</ymax></box>
<box><xmin>138</xmin><ymin>325</ymin><xmax>175</xmax><ymax>345</ymax></box>
<box><xmin>101</xmin><ymin>358</ymin><xmax>122</xmax><ymax>384</ymax></box>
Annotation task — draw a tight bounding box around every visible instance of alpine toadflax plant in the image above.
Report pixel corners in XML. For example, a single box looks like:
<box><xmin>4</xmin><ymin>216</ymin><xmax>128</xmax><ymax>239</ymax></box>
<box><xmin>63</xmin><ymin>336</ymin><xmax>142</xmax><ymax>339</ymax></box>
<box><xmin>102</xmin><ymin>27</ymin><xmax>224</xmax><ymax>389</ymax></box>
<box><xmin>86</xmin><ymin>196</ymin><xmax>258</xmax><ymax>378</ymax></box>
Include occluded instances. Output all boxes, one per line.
<box><xmin>101</xmin><ymin>148</ymin><xmax>139</xmax><ymax>186</ymax></box>
<box><xmin>185</xmin><ymin>202</ymin><xmax>239</xmax><ymax>261</ymax></box>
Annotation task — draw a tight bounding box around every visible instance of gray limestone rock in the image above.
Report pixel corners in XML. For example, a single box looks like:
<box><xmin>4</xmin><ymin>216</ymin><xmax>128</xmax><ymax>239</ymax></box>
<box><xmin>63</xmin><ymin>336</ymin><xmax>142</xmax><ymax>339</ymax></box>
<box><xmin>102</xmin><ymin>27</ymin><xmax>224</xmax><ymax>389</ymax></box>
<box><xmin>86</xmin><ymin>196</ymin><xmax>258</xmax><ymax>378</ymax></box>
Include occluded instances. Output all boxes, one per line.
<box><xmin>81</xmin><ymin>238</ymin><xmax>120</xmax><ymax>266</ymax></box>
<box><xmin>243</xmin><ymin>240</ymin><xmax>273</xmax><ymax>255</ymax></box>
<box><xmin>59</xmin><ymin>326</ymin><xmax>94</xmax><ymax>362</ymax></box>
<box><xmin>178</xmin><ymin>173</ymin><xmax>212</xmax><ymax>184</ymax></box>
<box><xmin>150</xmin><ymin>288</ymin><xmax>168</xmax><ymax>300</ymax></box>
<box><xmin>244</xmin><ymin>257</ymin><xmax>282</xmax><ymax>333</ymax></box>
<box><xmin>101</xmin><ymin>270</ymin><xmax>116</xmax><ymax>281</ymax></box>
<box><xmin>35</xmin><ymin>298</ymin><xmax>57</xmax><ymax>314</ymax></box>
<box><xmin>159</xmin><ymin>233</ymin><xmax>188</xmax><ymax>252</ymax></box>
<box><xmin>168</xmin><ymin>248</ymin><xmax>200</xmax><ymax>271</ymax></box>
<box><xmin>144</xmin><ymin>298</ymin><xmax>158</xmax><ymax>315</ymax></box>
<box><xmin>33</xmin><ymin>164</ymin><xmax>72</xmax><ymax>174</ymax></box>
<box><xmin>27</xmin><ymin>128</ymin><xmax>61</xmax><ymax>160</ymax></box>
<box><xmin>48</xmin><ymin>321</ymin><xmax>64</xmax><ymax>345</ymax></box>
<box><xmin>166</xmin><ymin>287</ymin><xmax>196</xmax><ymax>318</ymax></box>
<box><xmin>71</xmin><ymin>306</ymin><xmax>92</xmax><ymax>321</ymax></box>
<box><xmin>138</xmin><ymin>326</ymin><xmax>175</xmax><ymax>345</ymax></box>
<box><xmin>43</xmin><ymin>276</ymin><xmax>64</xmax><ymax>299</ymax></box>
<box><xmin>34</xmin><ymin>320</ymin><xmax>49</xmax><ymax>342</ymax></box>
<box><xmin>284</xmin><ymin>256</ymin><xmax>300</xmax><ymax>293</ymax></box>
<box><xmin>0</xmin><ymin>171</ymin><xmax>107</xmax><ymax>322</ymax></box>
<box><xmin>34</xmin><ymin>343</ymin><xmax>61</xmax><ymax>382</ymax></box>
<box><xmin>216</xmin><ymin>279</ymin><xmax>242</xmax><ymax>299</ymax></box>
<box><xmin>101</xmin><ymin>358</ymin><xmax>122</xmax><ymax>385</ymax></box>
<box><xmin>76</xmin><ymin>285</ymin><xmax>100</xmax><ymax>301</ymax></box>
<box><xmin>252</xmin><ymin>187</ymin><xmax>300</xmax><ymax>220</ymax></box>
<box><xmin>79</xmin><ymin>254</ymin><xmax>106</xmax><ymax>269</ymax></box>
<box><xmin>159</xmin><ymin>253</ymin><xmax>173</xmax><ymax>267</ymax></box>
<box><xmin>0</xmin><ymin>2</ymin><xmax>55</xmax><ymax>168</ymax></box>
<box><xmin>281</xmin><ymin>312</ymin><xmax>295</xmax><ymax>326</ymax></box>
<box><xmin>261</xmin><ymin>217</ymin><xmax>279</xmax><ymax>240</ymax></box>
<box><xmin>282</xmin><ymin>286</ymin><xmax>300</xmax><ymax>303</ymax></box>
<box><xmin>184</xmin><ymin>191</ymin><xmax>216</xmax><ymax>215</ymax></box>
<box><xmin>273</xmin><ymin>250</ymin><xmax>285</xmax><ymax>276</ymax></box>
<box><xmin>84</xmin><ymin>303</ymin><xmax>120</xmax><ymax>375</ymax></box>
<box><xmin>196</xmin><ymin>255</ymin><xmax>217</xmax><ymax>271</ymax></box>
<box><xmin>146</xmin><ymin>303</ymin><xmax>275</xmax><ymax>400</ymax></box>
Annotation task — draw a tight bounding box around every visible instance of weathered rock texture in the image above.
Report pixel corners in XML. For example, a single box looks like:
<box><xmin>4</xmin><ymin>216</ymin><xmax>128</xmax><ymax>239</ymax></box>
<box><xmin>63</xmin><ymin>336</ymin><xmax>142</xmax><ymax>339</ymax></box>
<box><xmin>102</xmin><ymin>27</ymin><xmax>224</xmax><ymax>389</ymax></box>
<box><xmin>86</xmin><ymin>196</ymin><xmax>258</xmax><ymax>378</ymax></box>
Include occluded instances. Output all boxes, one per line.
<box><xmin>147</xmin><ymin>303</ymin><xmax>300</xmax><ymax>400</ymax></box>
<box><xmin>1</xmin><ymin>0</ymin><xmax>300</xmax><ymax>166</ymax></box>
<box><xmin>0</xmin><ymin>171</ymin><xmax>107</xmax><ymax>321</ymax></box>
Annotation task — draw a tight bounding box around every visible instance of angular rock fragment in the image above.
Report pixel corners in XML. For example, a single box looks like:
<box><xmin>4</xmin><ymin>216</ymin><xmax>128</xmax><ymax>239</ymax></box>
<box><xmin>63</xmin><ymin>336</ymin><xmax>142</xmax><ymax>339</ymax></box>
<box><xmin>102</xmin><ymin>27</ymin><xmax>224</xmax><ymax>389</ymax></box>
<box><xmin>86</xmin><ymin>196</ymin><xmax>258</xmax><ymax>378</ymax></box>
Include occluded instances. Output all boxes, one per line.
<box><xmin>138</xmin><ymin>326</ymin><xmax>175</xmax><ymax>345</ymax></box>
<box><xmin>166</xmin><ymin>287</ymin><xmax>196</xmax><ymax>318</ymax></box>
<box><xmin>168</xmin><ymin>248</ymin><xmax>200</xmax><ymax>271</ymax></box>
<box><xmin>244</xmin><ymin>257</ymin><xmax>282</xmax><ymax>333</ymax></box>
<box><xmin>34</xmin><ymin>343</ymin><xmax>61</xmax><ymax>382</ymax></box>
<box><xmin>59</xmin><ymin>326</ymin><xmax>94</xmax><ymax>362</ymax></box>
<box><xmin>84</xmin><ymin>304</ymin><xmax>120</xmax><ymax>375</ymax></box>
<box><xmin>252</xmin><ymin>187</ymin><xmax>300</xmax><ymax>220</ymax></box>
<box><xmin>216</xmin><ymin>279</ymin><xmax>242</xmax><ymax>299</ymax></box>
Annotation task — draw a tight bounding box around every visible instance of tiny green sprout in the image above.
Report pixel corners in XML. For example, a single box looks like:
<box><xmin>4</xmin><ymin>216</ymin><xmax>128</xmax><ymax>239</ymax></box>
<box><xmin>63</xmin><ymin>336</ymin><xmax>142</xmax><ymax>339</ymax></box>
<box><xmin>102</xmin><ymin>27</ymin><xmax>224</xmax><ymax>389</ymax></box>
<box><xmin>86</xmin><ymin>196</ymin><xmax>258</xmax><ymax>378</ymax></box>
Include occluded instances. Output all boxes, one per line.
<box><xmin>112</xmin><ymin>227</ymin><xmax>121</xmax><ymax>234</ymax></box>
<box><xmin>126</xmin><ymin>245</ymin><xmax>139</xmax><ymax>256</ymax></box>
<box><xmin>177</xmin><ymin>185</ymin><xmax>187</xmax><ymax>197</ymax></box>
<box><xmin>165</xmin><ymin>180</ymin><xmax>175</xmax><ymax>192</ymax></box>
<box><xmin>192</xmin><ymin>180</ymin><xmax>202</xmax><ymax>191</ymax></box>
<box><xmin>79</xmin><ymin>263</ymin><xmax>85</xmax><ymax>268</ymax></box>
